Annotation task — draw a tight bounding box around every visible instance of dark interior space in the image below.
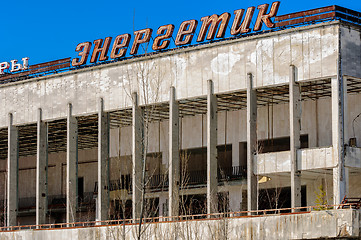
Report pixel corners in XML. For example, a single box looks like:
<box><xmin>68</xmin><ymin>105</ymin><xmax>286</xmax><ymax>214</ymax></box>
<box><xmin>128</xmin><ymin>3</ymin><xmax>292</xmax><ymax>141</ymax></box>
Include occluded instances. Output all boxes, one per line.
<box><xmin>258</xmin><ymin>185</ymin><xmax>307</xmax><ymax>210</ymax></box>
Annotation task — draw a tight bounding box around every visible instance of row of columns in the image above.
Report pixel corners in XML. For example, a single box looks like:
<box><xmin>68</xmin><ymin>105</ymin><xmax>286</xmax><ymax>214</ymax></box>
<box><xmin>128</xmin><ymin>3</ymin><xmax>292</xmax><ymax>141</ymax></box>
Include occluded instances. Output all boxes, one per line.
<box><xmin>246</xmin><ymin>67</ymin><xmax>302</xmax><ymax>212</ymax></box>
<box><xmin>5</xmin><ymin>67</ymin><xmax>348</xmax><ymax>225</ymax></box>
<box><xmin>246</xmin><ymin>66</ymin><xmax>349</xmax><ymax>210</ymax></box>
<box><xmin>6</xmin><ymin>100</ymin><xmax>111</xmax><ymax>226</ymax></box>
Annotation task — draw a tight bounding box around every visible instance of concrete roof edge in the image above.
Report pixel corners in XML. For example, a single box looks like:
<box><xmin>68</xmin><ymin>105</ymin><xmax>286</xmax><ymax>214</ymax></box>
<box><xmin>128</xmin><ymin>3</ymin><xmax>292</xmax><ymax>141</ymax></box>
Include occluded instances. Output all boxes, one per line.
<box><xmin>0</xmin><ymin>21</ymin><xmax>341</xmax><ymax>89</ymax></box>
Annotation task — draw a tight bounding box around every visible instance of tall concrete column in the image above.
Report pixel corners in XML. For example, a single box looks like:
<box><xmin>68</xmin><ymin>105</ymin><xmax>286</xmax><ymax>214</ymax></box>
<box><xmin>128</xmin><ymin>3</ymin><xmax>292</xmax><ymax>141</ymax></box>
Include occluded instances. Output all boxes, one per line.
<box><xmin>332</xmin><ymin>76</ymin><xmax>348</xmax><ymax>205</ymax></box>
<box><xmin>229</xmin><ymin>186</ymin><xmax>242</xmax><ymax>212</ymax></box>
<box><xmin>158</xmin><ymin>194</ymin><xmax>167</xmax><ymax>217</ymax></box>
<box><xmin>247</xmin><ymin>73</ymin><xmax>258</xmax><ymax>213</ymax></box>
<box><xmin>36</xmin><ymin>108</ymin><xmax>48</xmax><ymax>225</ymax></box>
<box><xmin>289</xmin><ymin>65</ymin><xmax>302</xmax><ymax>211</ymax></box>
<box><xmin>97</xmin><ymin>98</ymin><xmax>110</xmax><ymax>221</ymax></box>
<box><xmin>232</xmin><ymin>141</ymin><xmax>240</xmax><ymax>168</ymax></box>
<box><xmin>66</xmin><ymin>103</ymin><xmax>78</xmax><ymax>223</ymax></box>
<box><xmin>7</xmin><ymin>113</ymin><xmax>18</xmax><ymax>227</ymax></box>
<box><xmin>132</xmin><ymin>92</ymin><xmax>143</xmax><ymax>220</ymax></box>
<box><xmin>207</xmin><ymin>80</ymin><xmax>218</xmax><ymax>214</ymax></box>
<box><xmin>169</xmin><ymin>86</ymin><xmax>180</xmax><ymax>217</ymax></box>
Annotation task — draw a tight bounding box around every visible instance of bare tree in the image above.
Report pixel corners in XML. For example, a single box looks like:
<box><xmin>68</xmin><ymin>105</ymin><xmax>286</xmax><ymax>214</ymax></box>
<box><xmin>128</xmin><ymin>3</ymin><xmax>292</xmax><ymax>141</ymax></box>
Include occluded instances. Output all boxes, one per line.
<box><xmin>122</xmin><ymin>54</ymin><xmax>166</xmax><ymax>239</ymax></box>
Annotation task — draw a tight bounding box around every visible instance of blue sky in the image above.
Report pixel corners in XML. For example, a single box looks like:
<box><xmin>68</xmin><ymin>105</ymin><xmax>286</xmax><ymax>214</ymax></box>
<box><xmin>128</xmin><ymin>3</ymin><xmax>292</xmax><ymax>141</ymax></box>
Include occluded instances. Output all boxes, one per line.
<box><xmin>1</xmin><ymin>0</ymin><xmax>361</xmax><ymax>65</ymax></box>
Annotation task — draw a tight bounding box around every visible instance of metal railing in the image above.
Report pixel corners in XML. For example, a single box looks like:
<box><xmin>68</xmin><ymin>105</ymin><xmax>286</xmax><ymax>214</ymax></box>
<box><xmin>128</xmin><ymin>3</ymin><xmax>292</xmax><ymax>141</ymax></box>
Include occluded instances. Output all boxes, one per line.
<box><xmin>0</xmin><ymin>203</ymin><xmax>358</xmax><ymax>232</ymax></box>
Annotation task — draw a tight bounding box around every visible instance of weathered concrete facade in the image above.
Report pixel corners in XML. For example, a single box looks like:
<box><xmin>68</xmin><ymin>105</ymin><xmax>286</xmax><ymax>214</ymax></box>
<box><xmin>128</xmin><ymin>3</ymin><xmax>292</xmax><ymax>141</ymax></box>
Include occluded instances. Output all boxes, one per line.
<box><xmin>0</xmin><ymin>22</ymin><xmax>340</xmax><ymax>127</ymax></box>
<box><xmin>0</xmin><ymin>18</ymin><xmax>361</xmax><ymax>234</ymax></box>
<box><xmin>0</xmin><ymin>209</ymin><xmax>359</xmax><ymax>239</ymax></box>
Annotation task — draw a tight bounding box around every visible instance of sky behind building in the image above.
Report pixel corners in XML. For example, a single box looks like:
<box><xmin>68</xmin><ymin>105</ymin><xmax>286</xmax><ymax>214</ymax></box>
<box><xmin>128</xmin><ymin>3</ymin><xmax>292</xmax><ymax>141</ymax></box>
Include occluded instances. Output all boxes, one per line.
<box><xmin>1</xmin><ymin>0</ymin><xmax>361</xmax><ymax>65</ymax></box>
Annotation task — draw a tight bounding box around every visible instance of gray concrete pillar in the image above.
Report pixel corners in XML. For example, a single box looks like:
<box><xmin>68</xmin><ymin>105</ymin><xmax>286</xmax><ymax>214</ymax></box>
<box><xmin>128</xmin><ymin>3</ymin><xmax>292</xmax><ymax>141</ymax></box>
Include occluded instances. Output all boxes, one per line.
<box><xmin>66</xmin><ymin>103</ymin><xmax>78</xmax><ymax>223</ymax></box>
<box><xmin>7</xmin><ymin>113</ymin><xmax>18</xmax><ymax>227</ymax></box>
<box><xmin>169</xmin><ymin>86</ymin><xmax>180</xmax><ymax>217</ymax></box>
<box><xmin>332</xmin><ymin>76</ymin><xmax>348</xmax><ymax>205</ymax></box>
<box><xmin>158</xmin><ymin>193</ymin><xmax>167</xmax><ymax>217</ymax></box>
<box><xmin>289</xmin><ymin>65</ymin><xmax>302</xmax><ymax>211</ymax></box>
<box><xmin>229</xmin><ymin>186</ymin><xmax>242</xmax><ymax>212</ymax></box>
<box><xmin>36</xmin><ymin>108</ymin><xmax>48</xmax><ymax>225</ymax></box>
<box><xmin>97</xmin><ymin>98</ymin><xmax>110</xmax><ymax>221</ymax></box>
<box><xmin>232</xmin><ymin>141</ymin><xmax>240</xmax><ymax>167</ymax></box>
<box><xmin>55</xmin><ymin>163</ymin><xmax>63</xmax><ymax>196</ymax></box>
<box><xmin>207</xmin><ymin>80</ymin><xmax>218</xmax><ymax>214</ymax></box>
<box><xmin>132</xmin><ymin>92</ymin><xmax>143</xmax><ymax>220</ymax></box>
<box><xmin>247</xmin><ymin>73</ymin><xmax>258</xmax><ymax>214</ymax></box>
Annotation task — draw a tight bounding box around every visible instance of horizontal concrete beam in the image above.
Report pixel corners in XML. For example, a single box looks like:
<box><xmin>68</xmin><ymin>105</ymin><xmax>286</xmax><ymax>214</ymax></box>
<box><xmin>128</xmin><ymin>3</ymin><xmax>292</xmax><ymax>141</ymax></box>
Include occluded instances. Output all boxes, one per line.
<box><xmin>256</xmin><ymin>147</ymin><xmax>335</xmax><ymax>175</ymax></box>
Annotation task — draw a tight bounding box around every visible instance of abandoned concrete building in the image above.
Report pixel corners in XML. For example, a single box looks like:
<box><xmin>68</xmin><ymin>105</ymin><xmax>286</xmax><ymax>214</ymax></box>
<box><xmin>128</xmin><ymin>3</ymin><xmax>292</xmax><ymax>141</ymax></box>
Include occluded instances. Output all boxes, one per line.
<box><xmin>1</xmin><ymin>3</ymin><xmax>361</xmax><ymax>239</ymax></box>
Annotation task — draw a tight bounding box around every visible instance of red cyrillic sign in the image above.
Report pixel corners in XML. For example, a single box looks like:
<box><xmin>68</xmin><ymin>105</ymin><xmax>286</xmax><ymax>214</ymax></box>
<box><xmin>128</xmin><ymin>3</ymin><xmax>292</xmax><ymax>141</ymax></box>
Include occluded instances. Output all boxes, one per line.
<box><xmin>72</xmin><ymin>2</ymin><xmax>280</xmax><ymax>67</ymax></box>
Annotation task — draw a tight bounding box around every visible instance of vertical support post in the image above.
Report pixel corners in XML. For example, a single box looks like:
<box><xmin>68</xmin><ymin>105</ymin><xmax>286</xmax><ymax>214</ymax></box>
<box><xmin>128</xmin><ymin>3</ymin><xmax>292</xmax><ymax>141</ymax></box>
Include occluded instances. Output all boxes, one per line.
<box><xmin>289</xmin><ymin>65</ymin><xmax>302</xmax><ymax>211</ymax></box>
<box><xmin>97</xmin><ymin>98</ymin><xmax>110</xmax><ymax>221</ymax></box>
<box><xmin>229</xmin><ymin>186</ymin><xmax>242</xmax><ymax>212</ymax></box>
<box><xmin>169</xmin><ymin>87</ymin><xmax>180</xmax><ymax>217</ymax></box>
<box><xmin>247</xmin><ymin>73</ymin><xmax>258</xmax><ymax>214</ymax></box>
<box><xmin>232</xmin><ymin>142</ymin><xmax>240</xmax><ymax>168</ymax></box>
<box><xmin>66</xmin><ymin>103</ymin><xmax>78</xmax><ymax>223</ymax></box>
<box><xmin>36</xmin><ymin>108</ymin><xmax>48</xmax><ymax>225</ymax></box>
<box><xmin>7</xmin><ymin>113</ymin><xmax>18</xmax><ymax>227</ymax></box>
<box><xmin>332</xmin><ymin>76</ymin><xmax>348</xmax><ymax>205</ymax></box>
<box><xmin>207</xmin><ymin>80</ymin><xmax>218</xmax><ymax>214</ymax></box>
<box><xmin>132</xmin><ymin>92</ymin><xmax>143</xmax><ymax>220</ymax></box>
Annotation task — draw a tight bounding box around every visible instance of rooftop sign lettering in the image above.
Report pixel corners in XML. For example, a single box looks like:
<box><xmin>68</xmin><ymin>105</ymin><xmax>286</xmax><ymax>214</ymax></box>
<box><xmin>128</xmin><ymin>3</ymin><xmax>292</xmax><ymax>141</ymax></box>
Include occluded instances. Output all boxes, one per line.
<box><xmin>0</xmin><ymin>58</ymin><xmax>29</xmax><ymax>75</ymax></box>
<box><xmin>72</xmin><ymin>1</ymin><xmax>280</xmax><ymax>67</ymax></box>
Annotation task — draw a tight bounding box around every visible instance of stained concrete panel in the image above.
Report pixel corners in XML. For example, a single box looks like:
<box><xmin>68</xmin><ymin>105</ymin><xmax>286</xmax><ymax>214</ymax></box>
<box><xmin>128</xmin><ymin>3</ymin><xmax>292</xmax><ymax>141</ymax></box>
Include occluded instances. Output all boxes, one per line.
<box><xmin>257</xmin><ymin>147</ymin><xmax>335</xmax><ymax>175</ymax></box>
<box><xmin>290</xmin><ymin>32</ymin><xmax>303</xmax><ymax>79</ymax></box>
<box><xmin>345</xmin><ymin>147</ymin><xmax>361</xmax><ymax>168</ymax></box>
<box><xmin>273</xmin><ymin>35</ymin><xmax>291</xmax><ymax>85</ymax></box>
<box><xmin>341</xmin><ymin>25</ymin><xmax>361</xmax><ymax>79</ymax></box>
<box><xmin>0</xmin><ymin>23</ymin><xmax>339</xmax><ymax>128</ymax></box>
